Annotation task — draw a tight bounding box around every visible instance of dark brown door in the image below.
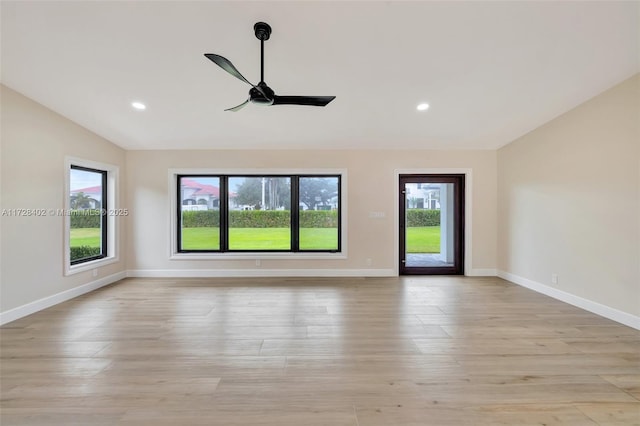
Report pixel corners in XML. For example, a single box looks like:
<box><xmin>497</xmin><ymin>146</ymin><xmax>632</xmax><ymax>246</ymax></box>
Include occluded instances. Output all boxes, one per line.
<box><xmin>399</xmin><ymin>174</ymin><xmax>464</xmax><ymax>275</ymax></box>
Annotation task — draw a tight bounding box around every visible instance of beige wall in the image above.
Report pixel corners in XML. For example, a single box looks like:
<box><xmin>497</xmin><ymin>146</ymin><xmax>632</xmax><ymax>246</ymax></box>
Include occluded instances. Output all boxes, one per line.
<box><xmin>3</xmin><ymin>73</ymin><xmax>637</xmax><ymax>324</ymax></box>
<box><xmin>0</xmin><ymin>86</ymin><xmax>127</xmax><ymax>313</ymax></box>
<box><xmin>125</xmin><ymin>149</ymin><xmax>497</xmax><ymax>275</ymax></box>
<box><xmin>498</xmin><ymin>74</ymin><xmax>640</xmax><ymax>317</ymax></box>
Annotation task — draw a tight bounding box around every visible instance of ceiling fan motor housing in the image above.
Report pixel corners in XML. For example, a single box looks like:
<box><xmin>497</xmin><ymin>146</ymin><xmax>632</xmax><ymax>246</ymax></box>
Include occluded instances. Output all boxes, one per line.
<box><xmin>250</xmin><ymin>83</ymin><xmax>274</xmax><ymax>105</ymax></box>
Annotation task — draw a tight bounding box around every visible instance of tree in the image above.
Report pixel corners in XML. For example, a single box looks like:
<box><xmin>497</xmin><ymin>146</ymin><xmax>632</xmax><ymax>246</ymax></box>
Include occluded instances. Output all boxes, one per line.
<box><xmin>267</xmin><ymin>178</ymin><xmax>290</xmax><ymax>210</ymax></box>
<box><xmin>233</xmin><ymin>177</ymin><xmax>335</xmax><ymax>211</ymax></box>
<box><xmin>233</xmin><ymin>178</ymin><xmax>290</xmax><ymax>210</ymax></box>
<box><xmin>70</xmin><ymin>192</ymin><xmax>95</xmax><ymax>209</ymax></box>
<box><xmin>299</xmin><ymin>178</ymin><xmax>337</xmax><ymax>210</ymax></box>
<box><xmin>233</xmin><ymin>179</ymin><xmax>262</xmax><ymax>208</ymax></box>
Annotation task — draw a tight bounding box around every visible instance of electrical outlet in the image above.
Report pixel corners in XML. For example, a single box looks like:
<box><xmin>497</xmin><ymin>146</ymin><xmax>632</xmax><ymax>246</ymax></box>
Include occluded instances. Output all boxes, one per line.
<box><xmin>255</xmin><ymin>259</ymin><xmax>261</xmax><ymax>267</ymax></box>
<box><xmin>92</xmin><ymin>269</ymin><xmax>98</xmax><ymax>277</ymax></box>
<box><xmin>551</xmin><ymin>273</ymin><xmax>558</xmax><ymax>284</ymax></box>
<box><xmin>365</xmin><ymin>258</ymin><xmax>372</xmax><ymax>266</ymax></box>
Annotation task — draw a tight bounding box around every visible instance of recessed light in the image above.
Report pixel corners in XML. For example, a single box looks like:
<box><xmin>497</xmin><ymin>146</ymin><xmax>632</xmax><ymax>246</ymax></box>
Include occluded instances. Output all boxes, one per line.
<box><xmin>131</xmin><ymin>101</ymin><xmax>146</xmax><ymax>110</ymax></box>
<box><xmin>416</xmin><ymin>103</ymin><xmax>429</xmax><ymax>111</ymax></box>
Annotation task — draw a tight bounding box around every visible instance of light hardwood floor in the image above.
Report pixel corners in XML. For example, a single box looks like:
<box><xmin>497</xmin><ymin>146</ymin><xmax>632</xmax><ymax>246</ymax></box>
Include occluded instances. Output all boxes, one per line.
<box><xmin>1</xmin><ymin>276</ymin><xmax>639</xmax><ymax>425</ymax></box>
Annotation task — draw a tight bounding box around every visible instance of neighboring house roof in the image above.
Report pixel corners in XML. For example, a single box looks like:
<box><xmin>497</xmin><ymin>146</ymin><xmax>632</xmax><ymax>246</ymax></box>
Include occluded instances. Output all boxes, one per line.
<box><xmin>71</xmin><ymin>185</ymin><xmax>101</xmax><ymax>195</ymax></box>
<box><xmin>194</xmin><ymin>187</ymin><xmax>219</xmax><ymax>196</ymax></box>
<box><xmin>181</xmin><ymin>178</ymin><xmax>220</xmax><ymax>197</ymax></box>
<box><xmin>181</xmin><ymin>178</ymin><xmax>236</xmax><ymax>198</ymax></box>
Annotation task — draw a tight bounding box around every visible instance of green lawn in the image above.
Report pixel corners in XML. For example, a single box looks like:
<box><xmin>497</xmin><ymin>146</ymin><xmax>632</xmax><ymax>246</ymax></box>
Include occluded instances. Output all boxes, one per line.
<box><xmin>181</xmin><ymin>227</ymin><xmax>220</xmax><ymax>250</ymax></box>
<box><xmin>299</xmin><ymin>228</ymin><xmax>339</xmax><ymax>250</ymax></box>
<box><xmin>406</xmin><ymin>226</ymin><xmax>440</xmax><ymax>253</ymax></box>
<box><xmin>180</xmin><ymin>227</ymin><xmax>339</xmax><ymax>250</ymax></box>
<box><xmin>72</xmin><ymin>226</ymin><xmax>440</xmax><ymax>253</ymax></box>
<box><xmin>70</xmin><ymin>228</ymin><xmax>101</xmax><ymax>248</ymax></box>
<box><xmin>229</xmin><ymin>228</ymin><xmax>290</xmax><ymax>250</ymax></box>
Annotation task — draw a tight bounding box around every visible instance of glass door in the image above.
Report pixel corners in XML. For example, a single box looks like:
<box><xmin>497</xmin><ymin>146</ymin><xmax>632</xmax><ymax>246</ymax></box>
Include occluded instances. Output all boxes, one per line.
<box><xmin>399</xmin><ymin>175</ymin><xmax>464</xmax><ymax>275</ymax></box>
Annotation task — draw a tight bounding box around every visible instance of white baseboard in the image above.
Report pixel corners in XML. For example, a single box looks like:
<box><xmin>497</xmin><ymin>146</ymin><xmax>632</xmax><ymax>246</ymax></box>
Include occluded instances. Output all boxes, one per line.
<box><xmin>0</xmin><ymin>271</ymin><xmax>127</xmax><ymax>326</ymax></box>
<box><xmin>498</xmin><ymin>270</ymin><xmax>640</xmax><ymax>330</ymax></box>
<box><xmin>467</xmin><ymin>268</ymin><xmax>497</xmax><ymax>277</ymax></box>
<box><xmin>128</xmin><ymin>268</ymin><xmax>498</xmax><ymax>279</ymax></box>
<box><xmin>127</xmin><ymin>268</ymin><xmax>396</xmax><ymax>278</ymax></box>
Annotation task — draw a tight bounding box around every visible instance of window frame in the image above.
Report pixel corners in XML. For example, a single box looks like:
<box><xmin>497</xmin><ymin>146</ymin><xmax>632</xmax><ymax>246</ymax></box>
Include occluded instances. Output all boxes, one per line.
<box><xmin>222</xmin><ymin>175</ymin><xmax>294</xmax><ymax>253</ymax></box>
<box><xmin>170</xmin><ymin>169</ymin><xmax>347</xmax><ymax>260</ymax></box>
<box><xmin>176</xmin><ymin>175</ymin><xmax>224</xmax><ymax>252</ymax></box>
<box><xmin>65</xmin><ymin>157</ymin><xmax>120</xmax><ymax>275</ymax></box>
<box><xmin>69</xmin><ymin>165</ymin><xmax>108</xmax><ymax>265</ymax></box>
<box><xmin>296</xmin><ymin>175</ymin><xmax>342</xmax><ymax>253</ymax></box>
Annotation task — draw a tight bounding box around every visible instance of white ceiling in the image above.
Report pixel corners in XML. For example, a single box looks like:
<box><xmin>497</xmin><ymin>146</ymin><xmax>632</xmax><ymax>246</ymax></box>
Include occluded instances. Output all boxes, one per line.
<box><xmin>1</xmin><ymin>1</ymin><xmax>638</xmax><ymax>151</ymax></box>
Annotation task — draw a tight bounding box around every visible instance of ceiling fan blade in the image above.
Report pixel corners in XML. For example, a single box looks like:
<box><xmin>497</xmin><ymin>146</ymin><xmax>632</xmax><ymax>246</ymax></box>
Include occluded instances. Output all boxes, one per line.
<box><xmin>204</xmin><ymin>53</ymin><xmax>255</xmax><ymax>87</ymax></box>
<box><xmin>224</xmin><ymin>99</ymin><xmax>250</xmax><ymax>112</ymax></box>
<box><xmin>272</xmin><ymin>96</ymin><xmax>336</xmax><ymax>107</ymax></box>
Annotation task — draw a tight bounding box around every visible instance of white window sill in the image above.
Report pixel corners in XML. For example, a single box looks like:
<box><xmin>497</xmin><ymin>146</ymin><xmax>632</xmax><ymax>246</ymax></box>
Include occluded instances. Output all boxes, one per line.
<box><xmin>170</xmin><ymin>252</ymin><xmax>346</xmax><ymax>261</ymax></box>
<box><xmin>65</xmin><ymin>256</ymin><xmax>118</xmax><ymax>276</ymax></box>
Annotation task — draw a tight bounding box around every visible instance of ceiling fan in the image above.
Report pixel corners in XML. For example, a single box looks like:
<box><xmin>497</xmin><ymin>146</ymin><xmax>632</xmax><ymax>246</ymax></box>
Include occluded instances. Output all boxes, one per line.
<box><xmin>204</xmin><ymin>22</ymin><xmax>335</xmax><ymax>112</ymax></box>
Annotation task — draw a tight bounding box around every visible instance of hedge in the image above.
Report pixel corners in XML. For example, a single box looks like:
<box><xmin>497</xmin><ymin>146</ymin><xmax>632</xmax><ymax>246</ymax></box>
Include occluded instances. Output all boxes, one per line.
<box><xmin>181</xmin><ymin>210</ymin><xmax>338</xmax><ymax>228</ymax></box>
<box><xmin>299</xmin><ymin>210</ymin><xmax>338</xmax><ymax>228</ymax></box>
<box><xmin>70</xmin><ymin>245</ymin><xmax>101</xmax><ymax>261</ymax></box>
<box><xmin>182</xmin><ymin>210</ymin><xmax>220</xmax><ymax>227</ymax></box>
<box><xmin>70</xmin><ymin>210</ymin><xmax>102</xmax><ymax>228</ymax></box>
<box><xmin>72</xmin><ymin>208</ymin><xmax>436</xmax><ymax>229</ymax></box>
<box><xmin>229</xmin><ymin>210</ymin><xmax>290</xmax><ymax>228</ymax></box>
<box><xmin>406</xmin><ymin>209</ymin><xmax>440</xmax><ymax>227</ymax></box>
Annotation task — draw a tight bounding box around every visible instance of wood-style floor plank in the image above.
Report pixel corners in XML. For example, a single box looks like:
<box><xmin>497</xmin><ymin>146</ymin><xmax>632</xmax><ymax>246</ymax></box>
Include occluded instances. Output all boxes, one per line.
<box><xmin>1</xmin><ymin>276</ymin><xmax>639</xmax><ymax>425</ymax></box>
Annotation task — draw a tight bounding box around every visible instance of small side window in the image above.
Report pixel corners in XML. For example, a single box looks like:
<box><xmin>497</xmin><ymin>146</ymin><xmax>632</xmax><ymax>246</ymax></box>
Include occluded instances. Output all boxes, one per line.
<box><xmin>69</xmin><ymin>165</ymin><xmax>108</xmax><ymax>264</ymax></box>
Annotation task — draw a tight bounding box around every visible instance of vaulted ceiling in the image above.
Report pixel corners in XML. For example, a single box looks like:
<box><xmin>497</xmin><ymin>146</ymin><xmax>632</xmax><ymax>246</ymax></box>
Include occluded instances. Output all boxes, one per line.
<box><xmin>1</xmin><ymin>1</ymin><xmax>638</xmax><ymax>150</ymax></box>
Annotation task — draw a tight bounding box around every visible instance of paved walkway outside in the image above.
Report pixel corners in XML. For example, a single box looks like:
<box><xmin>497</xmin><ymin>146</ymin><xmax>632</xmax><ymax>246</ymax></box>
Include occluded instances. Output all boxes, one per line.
<box><xmin>406</xmin><ymin>253</ymin><xmax>453</xmax><ymax>267</ymax></box>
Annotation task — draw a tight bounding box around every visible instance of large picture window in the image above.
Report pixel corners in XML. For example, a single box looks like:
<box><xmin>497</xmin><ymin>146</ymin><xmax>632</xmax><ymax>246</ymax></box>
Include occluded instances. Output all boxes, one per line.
<box><xmin>177</xmin><ymin>174</ymin><xmax>341</xmax><ymax>253</ymax></box>
<box><xmin>69</xmin><ymin>165</ymin><xmax>108</xmax><ymax>264</ymax></box>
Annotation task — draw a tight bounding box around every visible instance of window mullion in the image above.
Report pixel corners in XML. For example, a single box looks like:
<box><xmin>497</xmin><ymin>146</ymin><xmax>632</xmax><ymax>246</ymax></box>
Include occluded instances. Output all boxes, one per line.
<box><xmin>221</xmin><ymin>176</ymin><xmax>229</xmax><ymax>251</ymax></box>
<box><xmin>336</xmin><ymin>175</ymin><xmax>342</xmax><ymax>253</ymax></box>
<box><xmin>291</xmin><ymin>176</ymin><xmax>300</xmax><ymax>252</ymax></box>
<box><xmin>177</xmin><ymin>175</ymin><xmax>183</xmax><ymax>251</ymax></box>
<box><xmin>101</xmin><ymin>170</ymin><xmax>108</xmax><ymax>257</ymax></box>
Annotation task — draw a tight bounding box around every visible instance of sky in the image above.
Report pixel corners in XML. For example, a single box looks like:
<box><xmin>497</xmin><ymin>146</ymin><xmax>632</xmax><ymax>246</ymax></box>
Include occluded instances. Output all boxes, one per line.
<box><xmin>70</xmin><ymin>168</ymin><xmax>102</xmax><ymax>191</ymax></box>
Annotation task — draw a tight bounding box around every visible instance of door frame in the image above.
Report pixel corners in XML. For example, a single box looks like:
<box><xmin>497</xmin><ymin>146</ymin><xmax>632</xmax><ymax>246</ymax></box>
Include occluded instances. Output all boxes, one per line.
<box><xmin>399</xmin><ymin>174</ymin><xmax>464</xmax><ymax>275</ymax></box>
<box><xmin>394</xmin><ymin>168</ymin><xmax>473</xmax><ymax>276</ymax></box>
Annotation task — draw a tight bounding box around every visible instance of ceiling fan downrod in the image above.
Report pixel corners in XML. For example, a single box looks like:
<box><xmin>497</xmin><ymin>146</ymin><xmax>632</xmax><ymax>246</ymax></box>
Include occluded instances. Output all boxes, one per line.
<box><xmin>254</xmin><ymin>22</ymin><xmax>271</xmax><ymax>84</ymax></box>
